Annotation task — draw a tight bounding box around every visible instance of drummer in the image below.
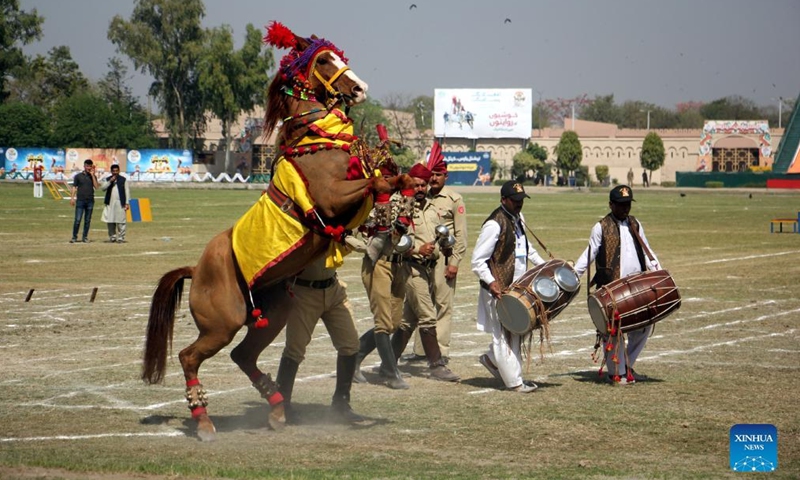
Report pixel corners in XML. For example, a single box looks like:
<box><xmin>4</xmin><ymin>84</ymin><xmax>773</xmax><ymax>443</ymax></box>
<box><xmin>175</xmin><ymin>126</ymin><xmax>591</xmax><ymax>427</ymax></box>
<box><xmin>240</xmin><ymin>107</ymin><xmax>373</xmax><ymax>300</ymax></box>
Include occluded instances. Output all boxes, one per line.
<box><xmin>573</xmin><ymin>184</ymin><xmax>661</xmax><ymax>385</ymax></box>
<box><xmin>471</xmin><ymin>181</ymin><xmax>546</xmax><ymax>393</ymax></box>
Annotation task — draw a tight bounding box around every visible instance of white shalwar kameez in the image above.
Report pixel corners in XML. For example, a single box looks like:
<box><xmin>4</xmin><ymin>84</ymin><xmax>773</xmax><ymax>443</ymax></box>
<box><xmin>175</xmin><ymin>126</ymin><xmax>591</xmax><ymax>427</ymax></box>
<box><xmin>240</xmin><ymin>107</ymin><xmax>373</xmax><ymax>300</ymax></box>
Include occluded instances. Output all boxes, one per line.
<box><xmin>573</xmin><ymin>217</ymin><xmax>661</xmax><ymax>376</ymax></box>
<box><xmin>471</xmin><ymin>210</ymin><xmax>545</xmax><ymax>389</ymax></box>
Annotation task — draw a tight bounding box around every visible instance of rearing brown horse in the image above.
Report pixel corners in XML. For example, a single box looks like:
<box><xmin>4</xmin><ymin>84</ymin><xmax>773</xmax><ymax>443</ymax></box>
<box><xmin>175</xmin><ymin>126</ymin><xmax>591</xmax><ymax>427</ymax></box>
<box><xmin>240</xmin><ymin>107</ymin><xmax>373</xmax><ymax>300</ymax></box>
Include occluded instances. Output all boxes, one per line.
<box><xmin>141</xmin><ymin>22</ymin><xmax>412</xmax><ymax>442</ymax></box>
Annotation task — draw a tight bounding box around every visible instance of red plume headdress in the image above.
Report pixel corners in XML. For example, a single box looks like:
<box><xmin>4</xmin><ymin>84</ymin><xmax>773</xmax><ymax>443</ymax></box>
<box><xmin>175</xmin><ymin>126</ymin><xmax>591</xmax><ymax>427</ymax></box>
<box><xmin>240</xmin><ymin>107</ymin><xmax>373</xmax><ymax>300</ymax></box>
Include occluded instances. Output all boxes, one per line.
<box><xmin>426</xmin><ymin>141</ymin><xmax>447</xmax><ymax>173</ymax></box>
<box><xmin>264</xmin><ymin>21</ymin><xmax>347</xmax><ymax>83</ymax></box>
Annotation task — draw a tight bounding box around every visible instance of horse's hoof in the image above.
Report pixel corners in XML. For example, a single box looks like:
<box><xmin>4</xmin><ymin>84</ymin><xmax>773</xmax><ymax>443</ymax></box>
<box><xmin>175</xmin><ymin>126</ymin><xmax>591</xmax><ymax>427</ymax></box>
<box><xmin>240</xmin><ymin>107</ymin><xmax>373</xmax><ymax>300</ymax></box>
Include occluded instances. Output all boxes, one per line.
<box><xmin>195</xmin><ymin>415</ymin><xmax>217</xmax><ymax>442</ymax></box>
<box><xmin>268</xmin><ymin>403</ymin><xmax>286</xmax><ymax>431</ymax></box>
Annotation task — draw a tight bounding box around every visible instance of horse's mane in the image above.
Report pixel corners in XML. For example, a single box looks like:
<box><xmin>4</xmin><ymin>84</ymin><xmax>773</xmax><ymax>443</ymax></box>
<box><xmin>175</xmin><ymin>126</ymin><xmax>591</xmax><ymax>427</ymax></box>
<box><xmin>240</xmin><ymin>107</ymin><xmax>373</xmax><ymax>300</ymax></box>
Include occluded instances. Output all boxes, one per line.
<box><xmin>264</xmin><ymin>74</ymin><xmax>290</xmax><ymax>139</ymax></box>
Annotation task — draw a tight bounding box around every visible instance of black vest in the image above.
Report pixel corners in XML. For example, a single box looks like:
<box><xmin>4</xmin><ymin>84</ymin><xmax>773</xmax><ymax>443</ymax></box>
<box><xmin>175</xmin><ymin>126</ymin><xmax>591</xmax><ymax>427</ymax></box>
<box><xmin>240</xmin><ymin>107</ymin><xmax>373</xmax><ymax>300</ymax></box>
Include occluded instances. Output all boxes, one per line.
<box><xmin>592</xmin><ymin>214</ymin><xmax>646</xmax><ymax>288</ymax></box>
<box><xmin>104</xmin><ymin>175</ymin><xmax>127</xmax><ymax>206</ymax></box>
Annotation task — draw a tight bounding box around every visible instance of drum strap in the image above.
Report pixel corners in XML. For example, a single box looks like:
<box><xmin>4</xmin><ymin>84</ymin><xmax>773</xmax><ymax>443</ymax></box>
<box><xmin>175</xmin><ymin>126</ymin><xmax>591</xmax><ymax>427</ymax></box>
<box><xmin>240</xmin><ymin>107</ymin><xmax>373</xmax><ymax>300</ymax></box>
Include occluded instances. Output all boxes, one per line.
<box><xmin>629</xmin><ymin>222</ymin><xmax>656</xmax><ymax>266</ymax></box>
<box><xmin>520</xmin><ymin>218</ymin><xmax>554</xmax><ymax>260</ymax></box>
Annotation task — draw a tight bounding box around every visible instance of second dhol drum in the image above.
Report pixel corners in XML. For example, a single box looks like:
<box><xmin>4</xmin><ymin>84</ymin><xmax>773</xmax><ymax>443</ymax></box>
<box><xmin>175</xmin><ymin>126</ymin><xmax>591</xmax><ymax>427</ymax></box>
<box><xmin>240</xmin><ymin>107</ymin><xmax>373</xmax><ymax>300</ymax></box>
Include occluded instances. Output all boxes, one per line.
<box><xmin>496</xmin><ymin>259</ymin><xmax>581</xmax><ymax>335</ymax></box>
<box><xmin>588</xmin><ymin>269</ymin><xmax>681</xmax><ymax>335</ymax></box>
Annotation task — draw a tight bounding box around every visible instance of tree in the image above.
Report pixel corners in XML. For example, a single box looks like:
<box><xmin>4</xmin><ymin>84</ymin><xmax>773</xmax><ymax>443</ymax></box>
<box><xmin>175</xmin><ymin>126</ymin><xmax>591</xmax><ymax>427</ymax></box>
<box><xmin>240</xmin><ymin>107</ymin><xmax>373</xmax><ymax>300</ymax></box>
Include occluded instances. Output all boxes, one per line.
<box><xmin>0</xmin><ymin>101</ymin><xmax>49</xmax><ymax>146</ymax></box>
<box><xmin>98</xmin><ymin>57</ymin><xmax>136</xmax><ymax>105</ymax></box>
<box><xmin>581</xmin><ymin>94</ymin><xmax>621</xmax><ymax>125</ymax></box>
<box><xmin>198</xmin><ymin>23</ymin><xmax>273</xmax><ymax>172</ymax></box>
<box><xmin>348</xmin><ymin>97</ymin><xmax>388</xmax><ymax>147</ymax></box>
<box><xmin>50</xmin><ymin>91</ymin><xmax>156</xmax><ymax>148</ymax></box>
<box><xmin>1</xmin><ymin>0</ymin><xmax>43</xmax><ymax>101</ymax></box>
<box><xmin>595</xmin><ymin>165</ymin><xmax>610</xmax><ymax>185</ymax></box>
<box><xmin>700</xmin><ymin>95</ymin><xmax>761</xmax><ymax>121</ymax></box>
<box><xmin>554</xmin><ymin>130</ymin><xmax>583</xmax><ymax>180</ymax></box>
<box><xmin>6</xmin><ymin>46</ymin><xmax>88</xmax><ymax>109</ymax></box>
<box><xmin>410</xmin><ymin>95</ymin><xmax>433</xmax><ymax>130</ymax></box>
<box><xmin>640</xmin><ymin>131</ymin><xmax>665</xmax><ymax>184</ymax></box>
<box><xmin>109</xmin><ymin>0</ymin><xmax>206</xmax><ymax>149</ymax></box>
<box><xmin>512</xmin><ymin>142</ymin><xmax>548</xmax><ymax>181</ymax></box>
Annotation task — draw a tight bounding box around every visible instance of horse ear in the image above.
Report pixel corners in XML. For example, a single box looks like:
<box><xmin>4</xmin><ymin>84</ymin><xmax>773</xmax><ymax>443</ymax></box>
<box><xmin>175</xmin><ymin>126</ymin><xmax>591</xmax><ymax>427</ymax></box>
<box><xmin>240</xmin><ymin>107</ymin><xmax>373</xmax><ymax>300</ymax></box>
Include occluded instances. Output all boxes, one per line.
<box><xmin>294</xmin><ymin>35</ymin><xmax>310</xmax><ymax>50</ymax></box>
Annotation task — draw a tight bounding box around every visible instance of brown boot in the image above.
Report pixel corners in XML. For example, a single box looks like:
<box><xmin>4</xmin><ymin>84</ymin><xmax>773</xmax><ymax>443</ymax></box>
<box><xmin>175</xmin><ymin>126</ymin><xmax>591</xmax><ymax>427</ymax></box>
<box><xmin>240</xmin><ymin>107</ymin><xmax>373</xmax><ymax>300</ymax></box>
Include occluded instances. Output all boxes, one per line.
<box><xmin>419</xmin><ymin>327</ymin><xmax>460</xmax><ymax>382</ymax></box>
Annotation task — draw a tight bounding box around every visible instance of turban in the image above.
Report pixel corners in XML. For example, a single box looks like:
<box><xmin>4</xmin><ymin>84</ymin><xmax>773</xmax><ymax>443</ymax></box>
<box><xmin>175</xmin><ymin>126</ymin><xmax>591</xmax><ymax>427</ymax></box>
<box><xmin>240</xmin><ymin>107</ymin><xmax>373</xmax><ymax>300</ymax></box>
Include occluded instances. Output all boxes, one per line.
<box><xmin>426</xmin><ymin>141</ymin><xmax>447</xmax><ymax>173</ymax></box>
<box><xmin>409</xmin><ymin>163</ymin><xmax>432</xmax><ymax>182</ymax></box>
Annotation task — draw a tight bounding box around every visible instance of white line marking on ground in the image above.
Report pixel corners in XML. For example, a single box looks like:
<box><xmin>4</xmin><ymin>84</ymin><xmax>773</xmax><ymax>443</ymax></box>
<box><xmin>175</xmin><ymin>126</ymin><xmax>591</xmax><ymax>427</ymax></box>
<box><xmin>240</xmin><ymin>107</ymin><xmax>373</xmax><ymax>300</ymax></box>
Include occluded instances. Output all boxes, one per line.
<box><xmin>639</xmin><ymin>328</ymin><xmax>795</xmax><ymax>361</ymax></box>
<box><xmin>701</xmin><ymin>250</ymin><xmax>800</xmax><ymax>265</ymax></box>
<box><xmin>0</xmin><ymin>431</ymin><xmax>184</xmax><ymax>443</ymax></box>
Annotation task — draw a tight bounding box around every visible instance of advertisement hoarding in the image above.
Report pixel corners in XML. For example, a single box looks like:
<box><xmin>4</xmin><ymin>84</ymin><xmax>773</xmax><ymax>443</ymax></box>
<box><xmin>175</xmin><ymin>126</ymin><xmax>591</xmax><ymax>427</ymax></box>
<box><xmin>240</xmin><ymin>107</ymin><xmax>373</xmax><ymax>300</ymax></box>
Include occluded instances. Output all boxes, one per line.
<box><xmin>434</xmin><ymin>88</ymin><xmax>532</xmax><ymax>139</ymax></box>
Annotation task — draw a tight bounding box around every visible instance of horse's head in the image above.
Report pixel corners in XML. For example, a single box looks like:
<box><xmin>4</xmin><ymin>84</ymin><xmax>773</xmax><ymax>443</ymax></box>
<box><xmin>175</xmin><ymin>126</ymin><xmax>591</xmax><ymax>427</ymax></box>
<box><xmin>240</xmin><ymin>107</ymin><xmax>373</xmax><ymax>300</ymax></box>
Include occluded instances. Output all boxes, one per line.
<box><xmin>263</xmin><ymin>22</ymin><xmax>368</xmax><ymax>135</ymax></box>
<box><xmin>294</xmin><ymin>34</ymin><xmax>368</xmax><ymax>107</ymax></box>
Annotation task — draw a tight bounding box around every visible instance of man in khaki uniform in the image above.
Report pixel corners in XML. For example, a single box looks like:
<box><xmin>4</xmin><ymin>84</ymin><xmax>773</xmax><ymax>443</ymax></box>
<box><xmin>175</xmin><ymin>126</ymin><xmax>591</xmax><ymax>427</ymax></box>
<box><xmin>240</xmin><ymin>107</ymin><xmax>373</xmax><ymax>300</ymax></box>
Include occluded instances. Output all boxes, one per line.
<box><xmin>352</xmin><ymin>188</ymin><xmax>415</xmax><ymax>390</ymax></box>
<box><xmin>274</xmin><ymin>255</ymin><xmax>364</xmax><ymax>424</ymax></box>
<box><xmin>392</xmin><ymin>164</ymin><xmax>459</xmax><ymax>381</ymax></box>
<box><xmin>410</xmin><ymin>144</ymin><xmax>468</xmax><ymax>362</ymax></box>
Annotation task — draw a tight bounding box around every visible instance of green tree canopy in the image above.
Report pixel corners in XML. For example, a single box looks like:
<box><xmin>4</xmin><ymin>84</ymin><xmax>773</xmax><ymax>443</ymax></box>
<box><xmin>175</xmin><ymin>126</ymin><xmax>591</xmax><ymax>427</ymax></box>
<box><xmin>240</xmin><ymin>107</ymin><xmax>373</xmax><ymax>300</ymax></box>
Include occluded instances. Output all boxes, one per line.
<box><xmin>198</xmin><ymin>23</ymin><xmax>273</xmax><ymax>171</ymax></box>
<box><xmin>109</xmin><ymin>0</ymin><xmax>206</xmax><ymax>149</ymax></box>
<box><xmin>1</xmin><ymin>0</ymin><xmax>43</xmax><ymax>101</ymax></box>
<box><xmin>554</xmin><ymin>130</ymin><xmax>583</xmax><ymax>175</ymax></box>
<box><xmin>348</xmin><ymin>97</ymin><xmax>388</xmax><ymax>147</ymax></box>
<box><xmin>640</xmin><ymin>131</ymin><xmax>665</xmax><ymax>179</ymax></box>
<box><xmin>50</xmin><ymin>92</ymin><xmax>156</xmax><ymax>148</ymax></box>
<box><xmin>0</xmin><ymin>101</ymin><xmax>49</xmax><ymax>146</ymax></box>
<box><xmin>7</xmin><ymin>46</ymin><xmax>88</xmax><ymax>109</ymax></box>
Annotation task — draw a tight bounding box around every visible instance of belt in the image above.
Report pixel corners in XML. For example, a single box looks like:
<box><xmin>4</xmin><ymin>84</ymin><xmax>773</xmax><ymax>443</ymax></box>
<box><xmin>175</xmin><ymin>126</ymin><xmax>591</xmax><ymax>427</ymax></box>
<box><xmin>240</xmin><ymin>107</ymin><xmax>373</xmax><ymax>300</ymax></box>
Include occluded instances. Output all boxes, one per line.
<box><xmin>382</xmin><ymin>254</ymin><xmax>405</xmax><ymax>264</ymax></box>
<box><xmin>408</xmin><ymin>257</ymin><xmax>437</xmax><ymax>269</ymax></box>
<box><xmin>292</xmin><ymin>275</ymin><xmax>337</xmax><ymax>289</ymax></box>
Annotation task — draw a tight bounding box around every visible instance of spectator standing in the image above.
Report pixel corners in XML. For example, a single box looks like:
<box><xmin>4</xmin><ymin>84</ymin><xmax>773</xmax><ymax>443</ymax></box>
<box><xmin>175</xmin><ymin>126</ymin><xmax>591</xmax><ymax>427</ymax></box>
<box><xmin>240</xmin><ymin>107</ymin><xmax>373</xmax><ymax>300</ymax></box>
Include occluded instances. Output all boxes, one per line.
<box><xmin>100</xmin><ymin>164</ymin><xmax>130</xmax><ymax>243</ymax></box>
<box><xmin>70</xmin><ymin>159</ymin><xmax>98</xmax><ymax>243</ymax></box>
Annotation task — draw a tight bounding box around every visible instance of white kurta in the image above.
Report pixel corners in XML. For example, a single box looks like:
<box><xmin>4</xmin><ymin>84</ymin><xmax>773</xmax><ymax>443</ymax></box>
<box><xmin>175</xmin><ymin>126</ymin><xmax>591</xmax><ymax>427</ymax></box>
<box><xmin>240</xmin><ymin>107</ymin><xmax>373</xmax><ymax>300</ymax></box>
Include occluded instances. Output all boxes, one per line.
<box><xmin>100</xmin><ymin>176</ymin><xmax>130</xmax><ymax>224</ymax></box>
<box><xmin>471</xmin><ymin>209</ymin><xmax>545</xmax><ymax>388</ymax></box>
<box><xmin>572</xmin><ymin>215</ymin><xmax>662</xmax><ymax>377</ymax></box>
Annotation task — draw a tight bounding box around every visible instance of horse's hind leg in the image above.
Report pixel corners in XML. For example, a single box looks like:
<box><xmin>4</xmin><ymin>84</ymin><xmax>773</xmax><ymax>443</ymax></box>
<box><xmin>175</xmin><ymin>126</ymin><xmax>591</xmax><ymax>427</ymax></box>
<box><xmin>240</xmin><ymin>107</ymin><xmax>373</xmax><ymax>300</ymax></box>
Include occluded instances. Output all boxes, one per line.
<box><xmin>230</xmin><ymin>288</ymin><xmax>290</xmax><ymax>429</ymax></box>
<box><xmin>179</xmin><ymin>324</ymin><xmax>240</xmax><ymax>442</ymax></box>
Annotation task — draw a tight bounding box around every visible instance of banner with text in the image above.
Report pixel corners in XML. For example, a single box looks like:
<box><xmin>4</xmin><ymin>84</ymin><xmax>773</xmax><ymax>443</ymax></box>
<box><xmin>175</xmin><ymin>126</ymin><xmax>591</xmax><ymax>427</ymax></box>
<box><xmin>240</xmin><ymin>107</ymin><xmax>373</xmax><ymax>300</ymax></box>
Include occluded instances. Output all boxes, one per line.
<box><xmin>428</xmin><ymin>151</ymin><xmax>492</xmax><ymax>186</ymax></box>
<box><xmin>434</xmin><ymin>88</ymin><xmax>532</xmax><ymax>139</ymax></box>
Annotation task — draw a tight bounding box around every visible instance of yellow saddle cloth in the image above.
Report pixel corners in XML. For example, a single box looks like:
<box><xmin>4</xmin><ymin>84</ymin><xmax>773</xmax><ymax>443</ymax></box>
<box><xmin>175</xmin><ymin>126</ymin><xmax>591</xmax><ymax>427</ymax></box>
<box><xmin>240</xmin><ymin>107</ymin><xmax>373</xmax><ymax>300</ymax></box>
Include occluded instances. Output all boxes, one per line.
<box><xmin>231</xmin><ymin>111</ymin><xmax>374</xmax><ymax>287</ymax></box>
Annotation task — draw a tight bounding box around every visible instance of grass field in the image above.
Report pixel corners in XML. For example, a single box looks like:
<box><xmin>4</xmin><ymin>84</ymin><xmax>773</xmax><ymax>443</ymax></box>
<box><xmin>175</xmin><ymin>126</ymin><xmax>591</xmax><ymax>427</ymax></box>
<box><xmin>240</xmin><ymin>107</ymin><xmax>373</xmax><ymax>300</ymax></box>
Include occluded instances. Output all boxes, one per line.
<box><xmin>0</xmin><ymin>181</ymin><xmax>798</xmax><ymax>479</ymax></box>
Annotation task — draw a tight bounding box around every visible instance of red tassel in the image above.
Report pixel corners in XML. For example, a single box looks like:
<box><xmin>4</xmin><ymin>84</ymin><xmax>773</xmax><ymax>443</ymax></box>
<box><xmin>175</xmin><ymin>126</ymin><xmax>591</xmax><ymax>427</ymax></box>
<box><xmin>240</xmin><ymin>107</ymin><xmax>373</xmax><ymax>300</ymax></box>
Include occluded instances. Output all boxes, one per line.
<box><xmin>611</xmin><ymin>354</ymin><xmax>618</xmax><ymax>364</ymax></box>
<box><xmin>597</xmin><ymin>366</ymin><xmax>604</xmax><ymax>377</ymax></box>
<box><xmin>613</xmin><ymin>310</ymin><xmax>621</xmax><ymax>321</ymax></box>
<box><xmin>251</xmin><ymin>308</ymin><xmax>262</xmax><ymax>318</ymax></box>
<box><xmin>264</xmin><ymin>21</ymin><xmax>296</xmax><ymax>49</ymax></box>
<box><xmin>609</xmin><ymin>327</ymin><xmax>617</xmax><ymax>336</ymax></box>
<box><xmin>255</xmin><ymin>318</ymin><xmax>269</xmax><ymax>328</ymax></box>
<box><xmin>626</xmin><ymin>372</ymin><xmax>635</xmax><ymax>382</ymax></box>
<box><xmin>612</xmin><ymin>375</ymin><xmax>621</xmax><ymax>383</ymax></box>
<box><xmin>605</xmin><ymin>343</ymin><xmax>614</xmax><ymax>352</ymax></box>
<box><xmin>324</xmin><ymin>225</ymin><xmax>334</xmax><ymax>236</ymax></box>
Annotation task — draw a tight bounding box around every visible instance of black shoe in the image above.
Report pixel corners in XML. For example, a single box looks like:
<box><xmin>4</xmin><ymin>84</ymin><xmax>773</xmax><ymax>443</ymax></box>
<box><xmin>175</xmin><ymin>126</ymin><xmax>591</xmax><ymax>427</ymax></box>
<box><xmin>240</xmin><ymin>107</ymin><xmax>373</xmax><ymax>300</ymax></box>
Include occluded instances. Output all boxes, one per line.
<box><xmin>331</xmin><ymin>401</ymin><xmax>365</xmax><ymax>424</ymax></box>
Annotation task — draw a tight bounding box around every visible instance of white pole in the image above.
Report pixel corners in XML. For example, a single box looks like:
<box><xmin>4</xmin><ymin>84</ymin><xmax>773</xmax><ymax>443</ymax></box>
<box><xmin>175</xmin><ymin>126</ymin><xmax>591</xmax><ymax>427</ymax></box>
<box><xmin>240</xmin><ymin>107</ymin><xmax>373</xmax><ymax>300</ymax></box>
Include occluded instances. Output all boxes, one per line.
<box><xmin>778</xmin><ymin>98</ymin><xmax>783</xmax><ymax>129</ymax></box>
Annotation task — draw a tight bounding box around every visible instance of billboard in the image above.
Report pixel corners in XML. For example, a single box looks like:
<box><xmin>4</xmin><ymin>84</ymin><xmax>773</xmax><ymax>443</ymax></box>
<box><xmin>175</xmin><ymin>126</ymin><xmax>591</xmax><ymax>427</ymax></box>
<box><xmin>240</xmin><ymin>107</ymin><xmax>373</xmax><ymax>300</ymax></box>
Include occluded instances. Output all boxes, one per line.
<box><xmin>126</xmin><ymin>149</ymin><xmax>194</xmax><ymax>182</ymax></box>
<box><xmin>430</xmin><ymin>151</ymin><xmax>492</xmax><ymax>186</ymax></box>
<box><xmin>434</xmin><ymin>88</ymin><xmax>532</xmax><ymax>139</ymax></box>
<box><xmin>1</xmin><ymin>147</ymin><xmax>67</xmax><ymax>180</ymax></box>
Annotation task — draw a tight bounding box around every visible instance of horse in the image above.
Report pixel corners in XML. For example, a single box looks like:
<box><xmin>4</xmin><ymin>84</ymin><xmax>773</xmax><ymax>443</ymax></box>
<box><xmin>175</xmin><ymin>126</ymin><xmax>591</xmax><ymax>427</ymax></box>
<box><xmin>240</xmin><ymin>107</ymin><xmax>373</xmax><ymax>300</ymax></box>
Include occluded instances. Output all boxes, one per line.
<box><xmin>141</xmin><ymin>21</ymin><xmax>413</xmax><ymax>442</ymax></box>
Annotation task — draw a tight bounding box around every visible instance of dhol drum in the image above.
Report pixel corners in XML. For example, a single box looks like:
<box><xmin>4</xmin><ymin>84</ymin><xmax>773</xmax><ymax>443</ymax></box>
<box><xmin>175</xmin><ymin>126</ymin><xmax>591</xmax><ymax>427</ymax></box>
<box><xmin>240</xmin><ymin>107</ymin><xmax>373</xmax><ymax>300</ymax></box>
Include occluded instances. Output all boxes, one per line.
<box><xmin>588</xmin><ymin>269</ymin><xmax>681</xmax><ymax>334</ymax></box>
<box><xmin>496</xmin><ymin>259</ymin><xmax>581</xmax><ymax>335</ymax></box>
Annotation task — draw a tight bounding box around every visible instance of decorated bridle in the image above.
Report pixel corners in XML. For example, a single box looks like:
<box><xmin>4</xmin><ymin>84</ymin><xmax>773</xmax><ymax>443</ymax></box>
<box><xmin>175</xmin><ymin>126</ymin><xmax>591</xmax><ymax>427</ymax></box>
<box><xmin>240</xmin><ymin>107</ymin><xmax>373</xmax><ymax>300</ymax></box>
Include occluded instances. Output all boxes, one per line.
<box><xmin>264</xmin><ymin>21</ymin><xmax>353</xmax><ymax>110</ymax></box>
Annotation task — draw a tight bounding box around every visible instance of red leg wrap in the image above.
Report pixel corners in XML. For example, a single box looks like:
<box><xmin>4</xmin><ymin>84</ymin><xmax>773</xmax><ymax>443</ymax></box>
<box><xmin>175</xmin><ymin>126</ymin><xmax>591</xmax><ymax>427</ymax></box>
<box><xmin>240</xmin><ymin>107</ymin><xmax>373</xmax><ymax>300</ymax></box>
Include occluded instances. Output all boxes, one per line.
<box><xmin>191</xmin><ymin>406</ymin><xmax>207</xmax><ymax>419</ymax></box>
<box><xmin>267</xmin><ymin>392</ymin><xmax>284</xmax><ymax>406</ymax></box>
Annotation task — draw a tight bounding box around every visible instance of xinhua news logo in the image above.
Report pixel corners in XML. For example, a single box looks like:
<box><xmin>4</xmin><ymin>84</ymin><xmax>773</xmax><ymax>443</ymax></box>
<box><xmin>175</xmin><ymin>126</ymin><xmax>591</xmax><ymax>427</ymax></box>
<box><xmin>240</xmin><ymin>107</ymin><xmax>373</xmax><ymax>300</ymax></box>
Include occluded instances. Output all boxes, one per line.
<box><xmin>729</xmin><ymin>424</ymin><xmax>778</xmax><ymax>472</ymax></box>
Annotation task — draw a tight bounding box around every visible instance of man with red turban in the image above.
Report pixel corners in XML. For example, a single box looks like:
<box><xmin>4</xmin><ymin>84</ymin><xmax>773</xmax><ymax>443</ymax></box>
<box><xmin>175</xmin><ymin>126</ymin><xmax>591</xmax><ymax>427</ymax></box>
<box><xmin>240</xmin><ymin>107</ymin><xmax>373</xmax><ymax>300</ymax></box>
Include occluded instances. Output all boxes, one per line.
<box><xmin>408</xmin><ymin>142</ymin><xmax>468</xmax><ymax>364</ymax></box>
<box><xmin>390</xmin><ymin>162</ymin><xmax>460</xmax><ymax>382</ymax></box>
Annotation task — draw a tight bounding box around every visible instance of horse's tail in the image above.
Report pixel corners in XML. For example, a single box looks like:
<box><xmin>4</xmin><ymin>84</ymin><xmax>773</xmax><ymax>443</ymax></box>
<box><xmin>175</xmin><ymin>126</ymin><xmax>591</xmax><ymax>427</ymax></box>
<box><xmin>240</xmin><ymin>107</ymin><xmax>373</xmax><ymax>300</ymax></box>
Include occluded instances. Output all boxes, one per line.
<box><xmin>142</xmin><ymin>266</ymin><xmax>194</xmax><ymax>384</ymax></box>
